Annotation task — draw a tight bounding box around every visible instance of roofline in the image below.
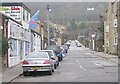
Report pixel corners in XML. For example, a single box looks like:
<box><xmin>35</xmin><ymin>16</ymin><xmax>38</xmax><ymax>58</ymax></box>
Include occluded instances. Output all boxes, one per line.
<box><xmin>31</xmin><ymin>29</ymin><xmax>41</xmax><ymax>37</ymax></box>
<box><xmin>2</xmin><ymin>3</ymin><xmax>31</xmax><ymax>13</ymax></box>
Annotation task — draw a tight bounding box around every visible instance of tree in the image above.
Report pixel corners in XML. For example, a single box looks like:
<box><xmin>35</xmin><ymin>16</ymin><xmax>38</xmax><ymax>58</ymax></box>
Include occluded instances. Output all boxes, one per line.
<box><xmin>70</xmin><ymin>19</ymin><xmax>78</xmax><ymax>30</ymax></box>
<box><xmin>79</xmin><ymin>22</ymin><xmax>87</xmax><ymax>29</ymax></box>
<box><xmin>0</xmin><ymin>34</ymin><xmax>8</xmax><ymax>56</ymax></box>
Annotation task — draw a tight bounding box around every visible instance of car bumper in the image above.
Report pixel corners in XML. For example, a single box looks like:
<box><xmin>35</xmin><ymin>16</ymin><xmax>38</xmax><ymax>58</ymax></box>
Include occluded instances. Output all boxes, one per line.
<box><xmin>22</xmin><ymin>66</ymin><xmax>51</xmax><ymax>72</ymax></box>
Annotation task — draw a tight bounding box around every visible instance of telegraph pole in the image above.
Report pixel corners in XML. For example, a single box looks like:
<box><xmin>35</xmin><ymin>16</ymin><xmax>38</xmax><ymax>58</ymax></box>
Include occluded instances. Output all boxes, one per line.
<box><xmin>47</xmin><ymin>4</ymin><xmax>50</xmax><ymax>46</ymax></box>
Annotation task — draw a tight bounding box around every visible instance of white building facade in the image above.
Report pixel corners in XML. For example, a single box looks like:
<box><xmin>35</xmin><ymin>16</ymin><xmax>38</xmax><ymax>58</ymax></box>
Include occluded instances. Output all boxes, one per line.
<box><xmin>0</xmin><ymin>3</ymin><xmax>31</xmax><ymax>67</ymax></box>
<box><xmin>7</xmin><ymin>19</ymin><xmax>31</xmax><ymax>67</ymax></box>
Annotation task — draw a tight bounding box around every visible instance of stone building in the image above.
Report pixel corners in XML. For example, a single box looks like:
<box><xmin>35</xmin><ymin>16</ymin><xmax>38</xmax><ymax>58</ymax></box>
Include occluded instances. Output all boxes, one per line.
<box><xmin>104</xmin><ymin>2</ymin><xmax>118</xmax><ymax>55</ymax></box>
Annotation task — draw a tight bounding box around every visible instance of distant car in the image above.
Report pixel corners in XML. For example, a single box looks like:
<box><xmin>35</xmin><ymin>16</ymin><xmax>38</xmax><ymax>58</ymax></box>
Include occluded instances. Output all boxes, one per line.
<box><xmin>68</xmin><ymin>40</ymin><xmax>71</xmax><ymax>43</ymax></box>
<box><xmin>65</xmin><ymin>42</ymin><xmax>71</xmax><ymax>49</ymax></box>
<box><xmin>77</xmin><ymin>43</ymin><xmax>81</xmax><ymax>47</ymax></box>
<box><xmin>22</xmin><ymin>51</ymin><xmax>54</xmax><ymax>76</ymax></box>
<box><xmin>39</xmin><ymin>50</ymin><xmax>59</xmax><ymax>69</ymax></box>
<box><xmin>60</xmin><ymin>45</ymin><xmax>69</xmax><ymax>53</ymax></box>
<box><xmin>45</xmin><ymin>45</ymin><xmax>63</xmax><ymax>62</ymax></box>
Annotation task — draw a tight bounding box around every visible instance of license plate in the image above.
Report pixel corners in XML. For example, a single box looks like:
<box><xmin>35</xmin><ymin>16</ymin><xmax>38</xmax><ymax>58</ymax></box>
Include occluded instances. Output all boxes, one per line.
<box><xmin>32</xmin><ymin>67</ymin><xmax>41</xmax><ymax>70</ymax></box>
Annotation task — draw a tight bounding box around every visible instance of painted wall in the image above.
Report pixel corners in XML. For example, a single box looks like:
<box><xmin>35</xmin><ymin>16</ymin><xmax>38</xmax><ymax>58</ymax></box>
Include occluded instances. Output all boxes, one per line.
<box><xmin>8</xmin><ymin>19</ymin><xmax>31</xmax><ymax>67</ymax></box>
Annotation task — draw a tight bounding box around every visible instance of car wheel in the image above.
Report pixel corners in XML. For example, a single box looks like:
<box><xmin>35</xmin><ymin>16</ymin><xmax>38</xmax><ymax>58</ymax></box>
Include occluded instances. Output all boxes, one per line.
<box><xmin>61</xmin><ymin>56</ymin><xmax>63</xmax><ymax>61</ymax></box>
<box><xmin>23</xmin><ymin>71</ymin><xmax>29</xmax><ymax>76</ymax></box>
<box><xmin>48</xmin><ymin>70</ymin><xmax>52</xmax><ymax>75</ymax></box>
<box><xmin>54</xmin><ymin>64</ymin><xmax>57</xmax><ymax>69</ymax></box>
<box><xmin>52</xmin><ymin>66</ymin><xmax>54</xmax><ymax>72</ymax></box>
<box><xmin>57</xmin><ymin>62</ymin><xmax>59</xmax><ymax>66</ymax></box>
<box><xmin>58</xmin><ymin>57</ymin><xmax>61</xmax><ymax>62</ymax></box>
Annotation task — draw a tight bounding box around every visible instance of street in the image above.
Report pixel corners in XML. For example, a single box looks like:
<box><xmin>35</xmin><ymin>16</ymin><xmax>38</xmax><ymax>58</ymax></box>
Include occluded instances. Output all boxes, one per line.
<box><xmin>11</xmin><ymin>41</ymin><xmax>118</xmax><ymax>82</ymax></box>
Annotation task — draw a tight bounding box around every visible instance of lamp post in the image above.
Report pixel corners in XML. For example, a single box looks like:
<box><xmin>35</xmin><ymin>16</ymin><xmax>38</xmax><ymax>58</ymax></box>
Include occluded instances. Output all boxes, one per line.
<box><xmin>92</xmin><ymin>34</ymin><xmax>95</xmax><ymax>50</ymax></box>
<box><xmin>47</xmin><ymin>5</ymin><xmax>51</xmax><ymax>46</ymax></box>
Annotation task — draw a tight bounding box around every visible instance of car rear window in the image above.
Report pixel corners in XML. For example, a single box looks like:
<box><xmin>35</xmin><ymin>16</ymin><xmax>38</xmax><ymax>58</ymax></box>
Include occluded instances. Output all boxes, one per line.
<box><xmin>46</xmin><ymin>51</ymin><xmax>53</xmax><ymax>56</ymax></box>
<box><xmin>26</xmin><ymin>52</ymin><xmax>49</xmax><ymax>58</ymax></box>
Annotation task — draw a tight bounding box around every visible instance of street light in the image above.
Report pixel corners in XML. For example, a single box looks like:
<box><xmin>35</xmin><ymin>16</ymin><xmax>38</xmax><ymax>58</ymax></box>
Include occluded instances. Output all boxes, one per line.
<box><xmin>92</xmin><ymin>34</ymin><xmax>96</xmax><ymax>50</ymax></box>
<box><xmin>47</xmin><ymin>5</ymin><xmax>51</xmax><ymax>46</ymax></box>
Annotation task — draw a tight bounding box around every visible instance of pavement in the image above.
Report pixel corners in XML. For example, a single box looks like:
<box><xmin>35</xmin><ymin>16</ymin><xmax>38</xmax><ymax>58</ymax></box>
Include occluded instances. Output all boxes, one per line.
<box><xmin>90</xmin><ymin>51</ymin><xmax>118</xmax><ymax>64</ymax></box>
<box><xmin>2</xmin><ymin>63</ymin><xmax>23</xmax><ymax>83</ymax></box>
<box><xmin>0</xmin><ymin>41</ymin><xmax>118</xmax><ymax>83</ymax></box>
<box><xmin>80</xmin><ymin>44</ymin><xmax>118</xmax><ymax>64</ymax></box>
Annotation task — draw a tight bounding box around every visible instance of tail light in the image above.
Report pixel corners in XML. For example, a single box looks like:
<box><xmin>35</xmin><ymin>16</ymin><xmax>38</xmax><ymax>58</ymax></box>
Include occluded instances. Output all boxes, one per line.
<box><xmin>43</xmin><ymin>60</ymin><xmax>50</xmax><ymax>64</ymax></box>
<box><xmin>57</xmin><ymin>52</ymin><xmax>60</xmax><ymax>54</ymax></box>
<box><xmin>23</xmin><ymin>61</ymin><xmax>29</xmax><ymax>64</ymax></box>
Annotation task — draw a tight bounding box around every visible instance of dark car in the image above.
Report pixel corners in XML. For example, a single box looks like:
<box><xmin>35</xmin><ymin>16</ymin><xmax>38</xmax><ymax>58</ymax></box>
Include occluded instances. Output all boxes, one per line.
<box><xmin>60</xmin><ymin>45</ymin><xmax>69</xmax><ymax>53</ymax></box>
<box><xmin>64</xmin><ymin>42</ymin><xmax>70</xmax><ymax>49</ymax></box>
<box><xmin>45</xmin><ymin>45</ymin><xmax>63</xmax><ymax>62</ymax></box>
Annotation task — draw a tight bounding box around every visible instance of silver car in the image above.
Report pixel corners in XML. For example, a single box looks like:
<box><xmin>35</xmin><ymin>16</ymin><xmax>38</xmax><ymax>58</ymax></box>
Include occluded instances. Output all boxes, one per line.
<box><xmin>22</xmin><ymin>51</ymin><xmax>54</xmax><ymax>76</ymax></box>
<box><xmin>39</xmin><ymin>50</ymin><xmax>59</xmax><ymax>69</ymax></box>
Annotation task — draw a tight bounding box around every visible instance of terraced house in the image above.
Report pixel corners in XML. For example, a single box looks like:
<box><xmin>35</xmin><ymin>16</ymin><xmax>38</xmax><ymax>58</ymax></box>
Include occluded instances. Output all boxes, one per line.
<box><xmin>104</xmin><ymin>1</ymin><xmax>118</xmax><ymax>55</ymax></box>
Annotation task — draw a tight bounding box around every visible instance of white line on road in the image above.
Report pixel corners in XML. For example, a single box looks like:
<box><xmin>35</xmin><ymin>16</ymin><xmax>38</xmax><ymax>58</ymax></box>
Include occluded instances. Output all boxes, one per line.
<box><xmin>77</xmin><ymin>59</ymin><xmax>79</xmax><ymax>63</ymax></box>
<box><xmin>94</xmin><ymin>63</ymin><xmax>102</xmax><ymax>66</ymax></box>
<box><xmin>77</xmin><ymin>60</ymin><xmax>86</xmax><ymax>70</ymax></box>
<box><xmin>79</xmin><ymin>65</ymin><xmax>86</xmax><ymax>70</ymax></box>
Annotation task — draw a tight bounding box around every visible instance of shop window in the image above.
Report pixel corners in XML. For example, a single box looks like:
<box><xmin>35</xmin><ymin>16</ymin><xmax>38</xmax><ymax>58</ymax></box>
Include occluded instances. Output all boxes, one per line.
<box><xmin>10</xmin><ymin>39</ymin><xmax>17</xmax><ymax>57</ymax></box>
<box><xmin>25</xmin><ymin>42</ymin><xmax>30</xmax><ymax>56</ymax></box>
<box><xmin>25</xmin><ymin>41</ymin><xmax>27</xmax><ymax>52</ymax></box>
<box><xmin>18</xmin><ymin>40</ymin><xmax>24</xmax><ymax>60</ymax></box>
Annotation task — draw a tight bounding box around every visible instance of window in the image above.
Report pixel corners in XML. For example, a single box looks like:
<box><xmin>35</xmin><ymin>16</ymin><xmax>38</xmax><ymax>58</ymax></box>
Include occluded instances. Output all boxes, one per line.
<box><xmin>27</xmin><ymin>12</ymin><xmax>29</xmax><ymax>22</ymax></box>
<box><xmin>25</xmin><ymin>42</ymin><xmax>30</xmax><ymax>55</ymax></box>
<box><xmin>11</xmin><ymin>39</ymin><xmax>17</xmax><ymax>57</ymax></box>
<box><xmin>114</xmin><ymin>37</ymin><xmax>117</xmax><ymax>45</ymax></box>
<box><xmin>23</xmin><ymin>9</ymin><xmax>25</xmax><ymax>21</ymax></box>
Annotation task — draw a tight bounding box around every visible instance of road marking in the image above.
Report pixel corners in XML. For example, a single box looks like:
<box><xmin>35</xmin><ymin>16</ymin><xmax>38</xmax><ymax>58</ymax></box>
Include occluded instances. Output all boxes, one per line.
<box><xmin>77</xmin><ymin>59</ymin><xmax>79</xmax><ymax>63</ymax></box>
<box><xmin>77</xmin><ymin>59</ymin><xmax>86</xmax><ymax>70</ymax></box>
<box><xmin>79</xmin><ymin>65</ymin><xmax>86</xmax><ymax>70</ymax></box>
<box><xmin>94</xmin><ymin>63</ymin><xmax>102</xmax><ymax>66</ymax></box>
<box><xmin>85</xmin><ymin>53</ymin><xmax>92</xmax><ymax>55</ymax></box>
<box><xmin>93</xmin><ymin>61</ymin><xmax>117</xmax><ymax>67</ymax></box>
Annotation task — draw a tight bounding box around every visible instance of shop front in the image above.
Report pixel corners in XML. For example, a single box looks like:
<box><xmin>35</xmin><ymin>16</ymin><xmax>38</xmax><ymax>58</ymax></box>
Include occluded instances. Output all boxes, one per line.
<box><xmin>8</xmin><ymin>19</ymin><xmax>31</xmax><ymax>67</ymax></box>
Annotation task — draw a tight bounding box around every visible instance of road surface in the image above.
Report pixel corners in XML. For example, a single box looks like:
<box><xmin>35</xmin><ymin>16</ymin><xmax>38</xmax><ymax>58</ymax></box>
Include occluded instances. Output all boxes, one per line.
<box><xmin>11</xmin><ymin>41</ymin><xmax>118</xmax><ymax>82</ymax></box>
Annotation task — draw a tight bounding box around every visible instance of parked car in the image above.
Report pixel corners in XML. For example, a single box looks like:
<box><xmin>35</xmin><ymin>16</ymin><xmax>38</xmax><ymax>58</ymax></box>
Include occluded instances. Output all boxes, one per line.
<box><xmin>60</xmin><ymin>45</ymin><xmax>69</xmax><ymax>53</ymax></box>
<box><xmin>45</xmin><ymin>45</ymin><xmax>63</xmax><ymax>62</ymax></box>
<box><xmin>68</xmin><ymin>40</ymin><xmax>72</xmax><ymax>43</ymax></box>
<box><xmin>39</xmin><ymin>50</ymin><xmax>59</xmax><ymax>69</ymax></box>
<box><xmin>75</xmin><ymin>40</ymin><xmax>79</xmax><ymax>45</ymax></box>
<box><xmin>59</xmin><ymin>46</ymin><xmax>65</xmax><ymax>58</ymax></box>
<box><xmin>63</xmin><ymin>45</ymin><xmax>69</xmax><ymax>53</ymax></box>
<box><xmin>76</xmin><ymin>42</ymin><xmax>82</xmax><ymax>47</ymax></box>
<box><xmin>65</xmin><ymin>42</ymin><xmax>71</xmax><ymax>49</ymax></box>
<box><xmin>22</xmin><ymin>51</ymin><xmax>54</xmax><ymax>76</ymax></box>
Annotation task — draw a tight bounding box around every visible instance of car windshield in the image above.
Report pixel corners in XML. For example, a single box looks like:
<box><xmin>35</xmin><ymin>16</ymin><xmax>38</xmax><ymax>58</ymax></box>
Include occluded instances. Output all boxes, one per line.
<box><xmin>26</xmin><ymin>52</ymin><xmax>49</xmax><ymax>59</ymax></box>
